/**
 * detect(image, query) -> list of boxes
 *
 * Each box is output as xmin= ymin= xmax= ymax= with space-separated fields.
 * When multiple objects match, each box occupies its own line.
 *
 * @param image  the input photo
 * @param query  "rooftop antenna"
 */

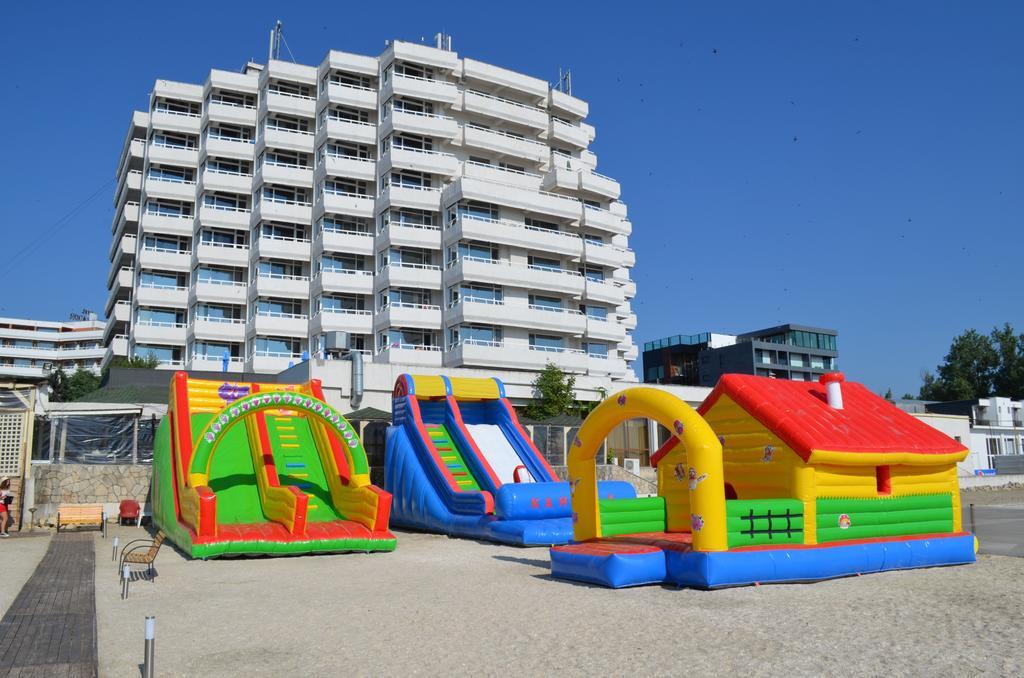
xmin=268 ymin=20 xmax=282 ymax=61
xmin=556 ymin=68 xmax=573 ymax=96
xmin=434 ymin=31 xmax=452 ymax=51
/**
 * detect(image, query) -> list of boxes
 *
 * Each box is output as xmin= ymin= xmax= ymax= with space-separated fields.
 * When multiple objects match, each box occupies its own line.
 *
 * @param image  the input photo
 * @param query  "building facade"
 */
xmin=642 ymin=324 xmax=838 ymax=386
xmin=0 ymin=315 xmax=105 ymax=380
xmin=903 ymin=397 xmax=1024 ymax=473
xmin=103 ymin=39 xmax=637 ymax=380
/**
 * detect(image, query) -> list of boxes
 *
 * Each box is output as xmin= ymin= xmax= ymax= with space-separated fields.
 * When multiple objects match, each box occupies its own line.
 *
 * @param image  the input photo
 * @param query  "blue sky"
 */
xmin=2 ymin=1 xmax=1021 ymax=396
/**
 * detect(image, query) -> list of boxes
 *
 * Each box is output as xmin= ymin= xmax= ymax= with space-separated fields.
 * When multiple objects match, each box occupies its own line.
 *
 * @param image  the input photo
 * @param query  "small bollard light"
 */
xmin=122 ymin=564 xmax=131 ymax=600
xmin=112 ymin=536 xmax=119 ymax=562
xmin=143 ymin=616 xmax=156 ymax=678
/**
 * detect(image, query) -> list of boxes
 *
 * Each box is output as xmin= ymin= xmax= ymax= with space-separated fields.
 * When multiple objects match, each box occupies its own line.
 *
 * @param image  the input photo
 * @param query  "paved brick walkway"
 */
xmin=0 ymin=533 xmax=97 ymax=677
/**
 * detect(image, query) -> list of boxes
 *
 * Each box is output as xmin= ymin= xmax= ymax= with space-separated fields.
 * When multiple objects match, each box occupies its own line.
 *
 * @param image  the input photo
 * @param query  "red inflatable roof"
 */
xmin=698 ymin=373 xmax=967 ymax=461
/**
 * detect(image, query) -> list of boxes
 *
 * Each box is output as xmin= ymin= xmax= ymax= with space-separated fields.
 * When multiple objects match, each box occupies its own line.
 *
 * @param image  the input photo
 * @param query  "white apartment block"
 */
xmin=0 ymin=316 xmax=105 ymax=380
xmin=103 ymin=39 xmax=638 ymax=379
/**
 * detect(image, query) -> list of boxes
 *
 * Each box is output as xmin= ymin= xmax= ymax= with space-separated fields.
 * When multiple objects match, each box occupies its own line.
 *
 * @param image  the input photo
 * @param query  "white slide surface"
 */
xmin=465 ymin=424 xmax=534 ymax=484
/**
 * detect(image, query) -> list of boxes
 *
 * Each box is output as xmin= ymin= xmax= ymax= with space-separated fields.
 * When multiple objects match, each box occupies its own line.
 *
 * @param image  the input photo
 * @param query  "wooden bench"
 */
xmin=56 ymin=503 xmax=106 ymax=535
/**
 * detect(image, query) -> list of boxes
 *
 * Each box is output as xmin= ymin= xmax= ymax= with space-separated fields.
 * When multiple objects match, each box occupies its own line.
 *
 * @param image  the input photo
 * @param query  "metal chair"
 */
xmin=119 ymin=531 xmax=166 ymax=580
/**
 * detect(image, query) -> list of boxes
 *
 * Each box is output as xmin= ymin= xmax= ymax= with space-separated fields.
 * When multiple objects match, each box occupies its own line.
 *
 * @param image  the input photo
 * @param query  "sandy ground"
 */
xmin=94 ymin=525 xmax=1024 ymax=677
xmin=0 ymin=533 xmax=50 ymax=617
xmin=962 ymin=486 xmax=1024 ymax=506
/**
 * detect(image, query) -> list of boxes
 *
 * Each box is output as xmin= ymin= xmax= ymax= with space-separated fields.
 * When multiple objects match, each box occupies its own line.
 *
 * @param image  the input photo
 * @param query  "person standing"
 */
xmin=0 ymin=477 xmax=12 ymax=537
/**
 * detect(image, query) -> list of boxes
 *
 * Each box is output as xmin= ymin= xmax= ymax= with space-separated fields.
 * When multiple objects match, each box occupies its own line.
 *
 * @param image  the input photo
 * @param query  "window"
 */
xmin=206 ymin=124 xmax=252 ymax=142
xmin=529 ymin=256 xmax=562 ymax=272
xmin=200 ymin=229 xmax=243 ymax=246
xmin=579 ymin=265 xmax=604 ymax=282
xmin=209 ymin=90 xmax=255 ymax=108
xmin=139 ymin=271 xmax=182 ymax=288
xmin=268 ymin=79 xmax=313 ymax=98
xmin=137 ymin=308 xmax=183 ymax=326
xmin=393 ymin=97 xmax=433 ymax=114
xmin=197 ymin=266 xmax=241 ymax=284
xmin=148 ymin=165 xmax=194 ymax=183
xmin=327 ymin=71 xmax=372 ymax=89
xmin=142 ymin=235 xmax=186 ymax=252
xmin=258 ymin=260 xmax=302 ymax=278
xmin=454 ymin=284 xmax=502 ymax=304
xmin=206 ymin=157 xmax=251 ymax=175
xmin=395 ymin=62 xmax=432 ymax=79
xmin=265 ymin=114 xmax=311 ymax=133
xmin=324 ymin=178 xmax=368 ymax=196
xmin=584 ymin=342 xmax=609 ymax=358
xmin=255 ymin=299 xmax=301 ymax=317
xmin=388 ymin=170 xmax=429 ymax=189
xmin=195 ymin=304 xmax=235 ymax=321
xmin=319 ymin=295 xmax=364 ymax=312
xmin=261 ymin=222 xmax=305 ymax=240
xmin=194 ymin=341 xmax=236 ymax=359
xmin=390 ymin=133 xmax=432 ymax=151
xmin=380 ymin=329 xmax=433 ymax=348
xmin=255 ymin=337 xmax=299 ymax=356
xmin=529 ymin=334 xmax=564 ymax=351
xmin=134 ymin=345 xmax=179 ymax=362
xmin=263 ymin=185 xmax=309 ymax=204
xmin=529 ymin=295 xmax=563 ymax=310
xmin=525 ymin=217 xmax=559 ymax=231
xmin=382 ymin=208 xmax=434 ymax=229
xmin=326 ymin=106 xmax=369 ymax=123
xmin=321 ymin=255 xmax=365 ymax=273
xmin=460 ymin=325 xmax=501 ymax=345
xmin=388 ymin=247 xmax=431 ymax=267
xmin=458 ymin=242 xmax=497 ymax=261
xmin=151 ymin=131 xmax=196 ymax=149
xmin=582 ymin=305 xmax=608 ymax=320
xmin=457 ymin=201 xmax=499 ymax=222
xmin=384 ymin=288 xmax=431 ymax=307
xmin=320 ymin=215 xmax=370 ymax=234
xmin=145 ymin=200 xmax=192 ymax=217
xmin=203 ymin=192 xmax=247 ymax=210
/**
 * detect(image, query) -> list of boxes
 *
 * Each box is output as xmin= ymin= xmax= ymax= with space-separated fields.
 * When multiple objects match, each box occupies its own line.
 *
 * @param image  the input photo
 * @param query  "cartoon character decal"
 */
xmin=616 ymin=394 xmax=627 ymax=406
xmin=717 ymin=435 xmax=726 ymax=446
xmin=673 ymin=463 xmax=687 ymax=482
xmin=217 ymin=383 xmax=250 ymax=403
xmin=838 ymin=514 xmax=852 ymax=530
xmin=673 ymin=419 xmax=685 ymax=435
xmin=569 ymin=477 xmax=581 ymax=496
xmin=763 ymin=445 xmax=775 ymax=463
xmin=572 ymin=436 xmax=582 ymax=448
xmin=690 ymin=514 xmax=704 ymax=532
xmin=687 ymin=467 xmax=708 ymax=490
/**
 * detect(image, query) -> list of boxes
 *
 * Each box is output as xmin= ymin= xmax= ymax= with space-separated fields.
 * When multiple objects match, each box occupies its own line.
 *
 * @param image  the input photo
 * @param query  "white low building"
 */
xmin=0 ymin=315 xmax=105 ymax=380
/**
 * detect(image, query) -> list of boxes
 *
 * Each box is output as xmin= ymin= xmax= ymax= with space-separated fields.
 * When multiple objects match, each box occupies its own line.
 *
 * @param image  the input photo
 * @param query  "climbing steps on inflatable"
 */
xmin=265 ymin=413 xmax=342 ymax=521
xmin=424 ymin=423 xmax=481 ymax=491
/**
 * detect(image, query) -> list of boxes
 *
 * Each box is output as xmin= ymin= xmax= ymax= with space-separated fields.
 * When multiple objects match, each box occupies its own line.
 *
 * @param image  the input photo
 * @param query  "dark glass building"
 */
xmin=642 ymin=323 xmax=838 ymax=386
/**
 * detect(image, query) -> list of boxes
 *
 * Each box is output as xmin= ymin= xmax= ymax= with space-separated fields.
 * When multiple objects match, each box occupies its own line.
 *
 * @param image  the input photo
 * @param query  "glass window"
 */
xmin=584 ymin=342 xmax=609 ymax=357
xmin=457 ymin=201 xmax=499 ymax=221
xmin=458 ymin=242 xmax=497 ymax=261
xmin=457 ymin=284 xmax=502 ymax=303
xmin=529 ymin=334 xmax=564 ymax=350
xmin=255 ymin=337 xmax=298 ymax=356
xmin=529 ymin=256 xmax=562 ymax=272
xmin=197 ymin=267 xmax=238 ymax=284
xmin=529 ymin=295 xmax=562 ymax=310
xmin=582 ymin=306 xmax=608 ymax=320
xmin=134 ymin=345 xmax=177 ymax=362
xmin=462 ymin=325 xmax=501 ymax=344
xmin=140 ymin=271 xmax=181 ymax=288
xmin=137 ymin=308 xmax=181 ymax=325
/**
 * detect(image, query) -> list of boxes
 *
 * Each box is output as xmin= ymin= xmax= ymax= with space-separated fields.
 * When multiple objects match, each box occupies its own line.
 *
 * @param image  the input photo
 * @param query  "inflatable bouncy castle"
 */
xmin=152 ymin=373 xmax=395 ymax=558
xmin=550 ymin=373 xmax=976 ymax=588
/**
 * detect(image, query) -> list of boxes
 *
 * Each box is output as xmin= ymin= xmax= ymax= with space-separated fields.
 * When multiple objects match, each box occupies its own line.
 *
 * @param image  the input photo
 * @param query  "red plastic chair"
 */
xmin=119 ymin=499 xmax=141 ymax=526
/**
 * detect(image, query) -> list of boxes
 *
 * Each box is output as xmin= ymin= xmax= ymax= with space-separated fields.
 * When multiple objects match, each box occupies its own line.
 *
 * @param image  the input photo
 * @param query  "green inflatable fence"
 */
xmin=598 ymin=496 xmax=666 ymax=537
xmin=816 ymin=493 xmax=953 ymax=543
xmin=726 ymin=498 xmax=804 ymax=547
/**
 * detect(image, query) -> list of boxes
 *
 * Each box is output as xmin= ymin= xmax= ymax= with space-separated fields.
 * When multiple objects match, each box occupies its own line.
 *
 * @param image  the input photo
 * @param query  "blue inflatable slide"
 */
xmin=384 ymin=374 xmax=635 ymax=545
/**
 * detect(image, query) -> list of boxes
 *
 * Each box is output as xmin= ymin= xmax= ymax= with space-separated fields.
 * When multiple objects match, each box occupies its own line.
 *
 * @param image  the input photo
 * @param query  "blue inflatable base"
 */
xmin=549 ymin=534 xmax=976 ymax=589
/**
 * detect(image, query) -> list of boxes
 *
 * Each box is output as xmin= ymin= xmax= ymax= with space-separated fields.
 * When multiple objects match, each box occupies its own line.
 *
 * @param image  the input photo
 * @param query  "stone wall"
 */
xmin=31 ymin=464 xmax=153 ymax=524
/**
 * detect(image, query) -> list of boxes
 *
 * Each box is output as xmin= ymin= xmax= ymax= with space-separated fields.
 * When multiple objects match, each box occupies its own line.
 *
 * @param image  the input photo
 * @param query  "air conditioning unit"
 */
xmin=623 ymin=458 xmax=641 ymax=475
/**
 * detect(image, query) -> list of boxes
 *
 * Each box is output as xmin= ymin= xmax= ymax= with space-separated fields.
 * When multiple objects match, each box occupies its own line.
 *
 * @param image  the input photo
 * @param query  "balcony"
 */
xmin=112 ymin=201 xmax=140 ymax=237
xmin=250 ymin=272 xmax=309 ymax=299
xmin=375 ymin=263 xmax=442 ymax=290
xmin=108 ymin=232 xmax=138 ymax=264
xmin=249 ymin=312 xmax=309 ymax=338
xmin=109 ymin=334 xmax=129 ymax=358
xmin=198 ymin=204 xmax=251 ymax=230
xmin=442 ymin=176 xmax=581 ymax=222
xmin=378 ymin=184 xmax=441 ymax=212
xmin=112 ymin=302 xmax=131 ymax=323
xmin=190 ymin=317 xmax=246 ymax=343
xmin=311 ymin=269 xmax=374 ymax=296
xmin=121 ymin=169 xmax=143 ymax=194
xmin=462 ymin=90 xmax=547 ymax=130
xmin=255 ymin=197 xmax=312 ymax=224
xmin=374 ymin=343 xmax=443 ymax=367
xmin=462 ymin=160 xmax=542 ymax=190
xmin=189 ymin=355 xmax=245 ymax=373
xmin=140 ymin=211 xmax=193 ymax=237
xmin=136 ymin=284 xmax=188 ymax=308
xmin=445 ymin=339 xmax=587 ymax=373
xmin=138 ymin=247 xmax=191 ymax=272
xmin=587 ymin=355 xmax=629 ymax=378
xmin=373 ymin=302 xmax=442 ymax=330
xmin=585 ymin=317 xmax=626 ymax=343
xmin=317 ymin=190 xmax=374 ymax=219
xmin=150 ymin=108 xmax=201 ymax=134
xmin=323 ymin=81 xmax=377 ymax=110
xmin=582 ymin=204 xmax=631 ymax=235
xmin=318 ymin=155 xmax=376 ymax=182
xmin=549 ymin=118 xmax=591 ymax=149
xmin=461 ymin=124 xmax=548 ymax=164
xmin=259 ymin=126 xmax=315 ymax=153
xmin=204 ymin=101 xmax=258 ymax=127
xmin=254 ymin=234 xmax=311 ymax=261
xmin=311 ymin=309 xmax=373 ymax=335
xmin=192 ymin=280 xmax=247 ymax=305
xmin=203 ymin=135 xmax=255 ymax=160
xmin=199 ymin=168 xmax=252 ymax=194
xmin=448 ymin=299 xmax=585 ymax=336
xmin=384 ymin=73 xmax=459 ymax=105
xmin=145 ymin=177 xmax=196 ymax=202
xmin=148 ymin=142 xmax=198 ymax=167
xmin=583 ymin=241 xmax=634 ymax=269
xmin=382 ymin=109 xmax=459 ymax=140
xmin=375 ymin=223 xmax=441 ymax=250
xmin=133 ymin=320 xmax=187 ymax=345
xmin=583 ymin=279 xmax=626 ymax=306
xmin=317 ymin=118 xmax=377 ymax=146
xmin=549 ymin=89 xmax=588 ymax=119
xmin=263 ymin=90 xmax=317 ymax=118
xmin=579 ymin=171 xmax=621 ymax=200
xmin=314 ymin=228 xmax=374 ymax=256
xmin=257 ymin=161 xmax=314 ymax=188
xmin=249 ymin=353 xmax=304 ymax=373
xmin=380 ymin=147 xmax=459 ymax=176
xmin=622 ymin=343 xmax=639 ymax=362
xmin=462 ymin=58 xmax=548 ymax=100
xmin=445 ymin=215 xmax=581 ymax=259
xmin=444 ymin=257 xmax=584 ymax=297
xmin=195 ymin=241 xmax=249 ymax=267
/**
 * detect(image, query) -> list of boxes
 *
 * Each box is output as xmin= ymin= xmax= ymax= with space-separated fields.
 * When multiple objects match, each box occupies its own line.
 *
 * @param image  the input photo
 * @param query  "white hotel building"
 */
xmin=103 ymin=39 xmax=638 ymax=381
xmin=0 ymin=316 xmax=105 ymax=380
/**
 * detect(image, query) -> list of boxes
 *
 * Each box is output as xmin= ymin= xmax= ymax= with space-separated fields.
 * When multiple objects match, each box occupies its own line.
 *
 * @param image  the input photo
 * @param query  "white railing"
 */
xmin=585 ymin=169 xmax=618 ymax=182
xmin=147 ymin=173 xmax=196 ymax=185
xmin=209 ymin=97 xmax=256 ymax=110
xmin=267 ymin=88 xmax=316 ymax=101
xmin=327 ymin=80 xmax=375 ymax=93
xmin=393 ymin=107 xmax=451 ymax=120
xmin=394 ymin=72 xmax=449 ymax=85
xmin=324 ymin=151 xmax=374 ymax=163
xmin=381 ymin=182 xmax=440 ymax=194
xmin=250 ymin=351 xmax=303 ymax=359
xmin=319 ymin=224 xmax=372 ymax=237
xmin=202 ymin=202 xmax=250 ymax=213
xmin=464 ymin=159 xmax=542 ymax=179
xmin=141 ymin=246 xmax=192 ymax=255
xmin=259 ymin=233 xmax=311 ymax=244
xmin=204 ymin=166 xmax=253 ymax=178
xmin=446 ymin=255 xmax=583 ymax=278
xmin=449 ymin=338 xmax=585 ymax=356
xmin=323 ymin=187 xmax=372 ymax=199
xmin=457 ymin=174 xmax=583 ymax=207
xmin=261 ymin=194 xmax=312 ymax=207
xmin=193 ymin=316 xmax=245 ymax=324
xmin=254 ymin=310 xmax=308 ymax=320
xmin=552 ymin=118 xmax=585 ymax=133
xmin=151 ymin=140 xmax=197 ymax=151
xmin=264 ymin=123 xmax=314 ymax=136
xmin=139 ymin=282 xmax=187 ymax=291
xmin=254 ymin=271 xmax=309 ymax=282
xmin=144 ymin=208 xmax=193 ymax=219
xmin=378 ymin=262 xmax=441 ymax=273
xmin=381 ymin=220 xmax=440 ymax=232
xmin=206 ymin=132 xmax=255 ymax=144
xmin=316 ymin=308 xmax=372 ymax=316
xmin=465 ymin=89 xmax=543 ymax=113
xmin=464 ymin=123 xmax=546 ymax=148
xmin=380 ymin=301 xmax=441 ymax=312
xmin=386 ymin=145 xmax=454 ymax=159
xmin=199 ymin=239 xmax=247 ymax=249
xmin=449 ymin=296 xmax=504 ymax=308
xmin=264 ymin=159 xmax=312 ymax=170
xmin=153 ymin=106 xmax=201 ymax=118
xmin=135 ymin=320 xmax=186 ymax=329
xmin=318 ymin=267 xmax=373 ymax=276
xmin=528 ymin=304 xmax=583 ymax=315
xmin=377 ymin=342 xmax=441 ymax=353
xmin=192 ymin=354 xmax=246 ymax=363
xmin=325 ymin=115 xmax=375 ymax=127
xmin=197 ymin=278 xmax=245 ymax=287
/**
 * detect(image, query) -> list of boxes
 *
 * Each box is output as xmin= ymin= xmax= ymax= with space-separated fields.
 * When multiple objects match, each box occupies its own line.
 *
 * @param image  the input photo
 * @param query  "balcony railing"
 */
xmin=378 ymin=262 xmax=441 ymax=274
xmin=253 ymin=271 xmax=309 ymax=282
xmin=317 ymin=268 xmax=373 ymax=277
xmin=141 ymin=246 xmax=192 ymax=255
xmin=254 ymin=310 xmax=309 ymax=320
xmin=199 ymin=240 xmax=247 ymax=249
xmin=376 ymin=343 xmax=441 ymax=353
xmin=465 ymin=89 xmax=543 ymax=113
xmin=380 ymin=301 xmax=441 ymax=312
xmin=464 ymin=123 xmax=546 ymax=149
xmin=192 ymin=316 xmax=245 ymax=324
xmin=267 ymin=88 xmax=316 ymax=101
xmin=315 ymin=308 xmax=372 ymax=317
xmin=135 ymin=320 xmax=186 ymax=328
xmin=202 ymin=202 xmax=251 ymax=213
xmin=153 ymin=106 xmax=201 ymax=118
xmin=206 ymin=132 xmax=254 ymax=144
xmin=209 ymin=97 xmax=257 ymax=110
xmin=197 ymin=278 xmax=246 ymax=287
xmin=464 ymin=159 xmax=542 ymax=179
xmin=264 ymin=123 xmax=314 ymax=137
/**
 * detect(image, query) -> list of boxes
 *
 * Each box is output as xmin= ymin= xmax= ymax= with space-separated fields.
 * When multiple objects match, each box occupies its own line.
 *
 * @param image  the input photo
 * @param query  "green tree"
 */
xmin=883 ymin=387 xmax=894 ymax=401
xmin=524 ymin=363 xmax=577 ymax=420
xmin=990 ymin=323 xmax=1024 ymax=399
xmin=47 ymin=367 xmax=70 ymax=402
xmin=919 ymin=329 xmax=999 ymax=400
xmin=110 ymin=354 xmax=160 ymax=369
xmin=66 ymin=369 xmax=101 ymax=401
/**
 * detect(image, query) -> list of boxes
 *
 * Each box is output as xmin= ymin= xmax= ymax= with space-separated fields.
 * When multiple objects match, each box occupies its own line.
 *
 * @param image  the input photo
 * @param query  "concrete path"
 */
xmin=964 ymin=504 xmax=1024 ymax=557
xmin=0 ymin=532 xmax=98 ymax=677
